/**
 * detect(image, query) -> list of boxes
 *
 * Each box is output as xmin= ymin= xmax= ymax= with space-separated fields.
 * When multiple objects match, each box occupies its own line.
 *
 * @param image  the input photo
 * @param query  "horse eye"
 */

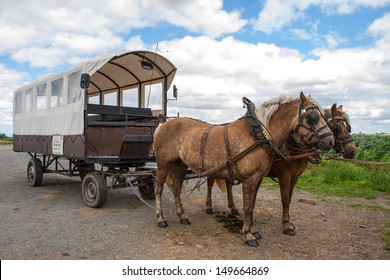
xmin=307 ymin=111 xmax=319 ymax=125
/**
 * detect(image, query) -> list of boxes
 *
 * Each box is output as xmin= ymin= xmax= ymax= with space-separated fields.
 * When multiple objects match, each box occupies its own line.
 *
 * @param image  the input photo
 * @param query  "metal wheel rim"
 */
xmin=85 ymin=180 xmax=97 ymax=202
xmin=141 ymin=184 xmax=153 ymax=194
xmin=28 ymin=165 xmax=35 ymax=183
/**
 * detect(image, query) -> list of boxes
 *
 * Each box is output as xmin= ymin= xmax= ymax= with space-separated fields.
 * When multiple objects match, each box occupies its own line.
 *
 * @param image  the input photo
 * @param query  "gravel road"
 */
xmin=0 ymin=145 xmax=389 ymax=260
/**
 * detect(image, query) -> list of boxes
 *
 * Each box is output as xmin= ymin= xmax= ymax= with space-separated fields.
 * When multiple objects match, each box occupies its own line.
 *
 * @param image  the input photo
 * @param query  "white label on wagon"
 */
xmin=52 ymin=135 xmax=64 ymax=155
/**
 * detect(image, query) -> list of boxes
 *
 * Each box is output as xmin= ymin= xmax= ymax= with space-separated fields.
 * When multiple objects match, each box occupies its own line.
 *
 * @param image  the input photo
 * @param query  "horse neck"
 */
xmin=267 ymin=102 xmax=299 ymax=147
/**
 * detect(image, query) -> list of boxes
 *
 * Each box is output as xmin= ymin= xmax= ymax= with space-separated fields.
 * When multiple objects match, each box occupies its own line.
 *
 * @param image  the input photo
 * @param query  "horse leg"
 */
xmin=170 ymin=162 xmax=191 ymax=225
xmin=279 ymin=173 xmax=295 ymax=235
xmin=226 ymin=181 xmax=240 ymax=216
xmin=241 ymin=178 xmax=262 ymax=247
xmin=155 ymin=166 xmax=170 ymax=228
xmin=205 ymin=177 xmax=215 ymax=214
xmin=286 ymin=176 xmax=299 ymax=235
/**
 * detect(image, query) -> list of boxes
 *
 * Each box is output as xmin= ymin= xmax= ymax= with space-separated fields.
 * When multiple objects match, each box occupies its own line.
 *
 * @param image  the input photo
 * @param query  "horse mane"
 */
xmin=255 ymin=94 xmax=322 ymax=129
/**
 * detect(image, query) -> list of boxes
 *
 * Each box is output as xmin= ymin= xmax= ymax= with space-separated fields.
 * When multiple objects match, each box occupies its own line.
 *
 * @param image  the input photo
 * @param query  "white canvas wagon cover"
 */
xmin=13 ymin=50 xmax=177 ymax=136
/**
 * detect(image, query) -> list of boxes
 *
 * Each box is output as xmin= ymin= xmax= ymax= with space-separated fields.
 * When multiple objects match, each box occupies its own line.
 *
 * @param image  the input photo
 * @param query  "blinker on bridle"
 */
xmin=294 ymin=102 xmax=333 ymax=146
xmin=325 ymin=111 xmax=354 ymax=154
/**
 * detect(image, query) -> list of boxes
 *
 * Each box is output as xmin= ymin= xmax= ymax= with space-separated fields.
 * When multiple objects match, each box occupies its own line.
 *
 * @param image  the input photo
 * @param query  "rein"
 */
xmin=199 ymin=138 xmax=264 ymax=178
xmin=198 ymin=96 xmax=323 ymax=179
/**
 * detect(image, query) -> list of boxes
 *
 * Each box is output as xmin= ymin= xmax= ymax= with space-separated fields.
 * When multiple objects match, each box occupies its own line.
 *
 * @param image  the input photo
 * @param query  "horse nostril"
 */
xmin=351 ymin=150 xmax=356 ymax=157
xmin=328 ymin=140 xmax=334 ymax=148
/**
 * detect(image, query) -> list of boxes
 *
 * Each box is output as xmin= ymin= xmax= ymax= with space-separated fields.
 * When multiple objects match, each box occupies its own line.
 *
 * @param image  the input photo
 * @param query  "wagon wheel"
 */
xmin=27 ymin=158 xmax=43 ymax=187
xmin=81 ymin=172 xmax=108 ymax=208
xmin=137 ymin=177 xmax=155 ymax=199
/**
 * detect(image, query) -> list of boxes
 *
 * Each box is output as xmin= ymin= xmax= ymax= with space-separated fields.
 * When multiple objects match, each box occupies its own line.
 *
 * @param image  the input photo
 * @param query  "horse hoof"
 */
xmin=253 ymin=231 xmax=262 ymax=240
xmin=231 ymin=209 xmax=240 ymax=216
xmin=206 ymin=209 xmax=214 ymax=215
xmin=157 ymin=221 xmax=168 ymax=228
xmin=283 ymin=228 xmax=296 ymax=236
xmin=245 ymin=239 xmax=259 ymax=247
xmin=180 ymin=219 xmax=191 ymax=225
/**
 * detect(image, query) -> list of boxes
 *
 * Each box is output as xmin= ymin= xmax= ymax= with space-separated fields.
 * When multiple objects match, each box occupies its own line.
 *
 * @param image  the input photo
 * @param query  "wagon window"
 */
xmin=145 ymin=83 xmax=162 ymax=110
xmin=14 ymin=91 xmax=22 ymax=114
xmin=68 ymin=71 xmax=82 ymax=104
xmin=88 ymin=94 xmax=100 ymax=104
xmin=25 ymin=88 xmax=33 ymax=112
xmin=122 ymin=87 xmax=138 ymax=107
xmin=36 ymin=83 xmax=47 ymax=110
xmin=103 ymin=91 xmax=117 ymax=106
xmin=51 ymin=78 xmax=64 ymax=107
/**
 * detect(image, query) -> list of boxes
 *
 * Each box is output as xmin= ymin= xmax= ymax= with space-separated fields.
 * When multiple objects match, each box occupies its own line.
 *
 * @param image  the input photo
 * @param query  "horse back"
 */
xmin=153 ymin=117 xmax=270 ymax=178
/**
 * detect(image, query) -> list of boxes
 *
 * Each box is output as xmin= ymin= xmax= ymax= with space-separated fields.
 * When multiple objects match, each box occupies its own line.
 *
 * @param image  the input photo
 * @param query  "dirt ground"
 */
xmin=0 ymin=145 xmax=389 ymax=260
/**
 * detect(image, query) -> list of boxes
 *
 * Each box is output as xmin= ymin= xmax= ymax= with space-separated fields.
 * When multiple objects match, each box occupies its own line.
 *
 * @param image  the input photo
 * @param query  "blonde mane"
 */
xmin=255 ymin=94 xmax=322 ymax=130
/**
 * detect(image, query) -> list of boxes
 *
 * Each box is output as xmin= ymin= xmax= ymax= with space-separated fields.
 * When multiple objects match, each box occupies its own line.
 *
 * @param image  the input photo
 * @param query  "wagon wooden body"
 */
xmin=13 ymin=50 xmax=177 ymax=207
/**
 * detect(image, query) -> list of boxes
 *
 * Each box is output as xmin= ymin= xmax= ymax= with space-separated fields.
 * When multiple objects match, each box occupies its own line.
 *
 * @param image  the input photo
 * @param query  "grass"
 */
xmin=297 ymin=160 xmax=390 ymax=199
xmin=0 ymin=140 xmax=13 ymax=145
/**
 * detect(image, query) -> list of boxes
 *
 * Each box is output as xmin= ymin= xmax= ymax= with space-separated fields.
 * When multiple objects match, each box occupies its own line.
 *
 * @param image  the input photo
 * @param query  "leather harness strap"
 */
xmin=199 ymin=124 xmax=216 ymax=170
xmin=199 ymin=124 xmax=236 ymax=184
xmin=224 ymin=125 xmax=235 ymax=185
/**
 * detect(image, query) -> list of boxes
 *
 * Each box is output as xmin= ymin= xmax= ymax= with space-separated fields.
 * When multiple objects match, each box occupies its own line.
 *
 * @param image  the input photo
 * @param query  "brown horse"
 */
xmin=153 ymin=92 xmax=335 ymax=247
xmin=205 ymin=103 xmax=356 ymax=236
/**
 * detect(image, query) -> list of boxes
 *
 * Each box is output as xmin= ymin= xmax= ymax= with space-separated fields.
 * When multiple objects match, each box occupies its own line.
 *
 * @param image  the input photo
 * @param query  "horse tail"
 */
xmin=215 ymin=179 xmax=227 ymax=193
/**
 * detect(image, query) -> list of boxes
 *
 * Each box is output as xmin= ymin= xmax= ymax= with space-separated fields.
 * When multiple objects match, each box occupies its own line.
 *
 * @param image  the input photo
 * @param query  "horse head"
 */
xmin=293 ymin=92 xmax=335 ymax=150
xmin=327 ymin=103 xmax=356 ymax=159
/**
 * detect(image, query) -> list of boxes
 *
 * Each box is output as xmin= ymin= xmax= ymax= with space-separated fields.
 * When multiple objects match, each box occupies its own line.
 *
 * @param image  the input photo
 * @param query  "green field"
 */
xmin=0 ymin=133 xmax=12 ymax=145
xmin=297 ymin=133 xmax=390 ymax=199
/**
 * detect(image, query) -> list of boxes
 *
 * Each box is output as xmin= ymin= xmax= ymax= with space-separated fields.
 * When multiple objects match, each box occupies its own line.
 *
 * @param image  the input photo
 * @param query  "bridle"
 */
xmin=325 ymin=110 xmax=354 ymax=155
xmin=294 ymin=102 xmax=333 ymax=149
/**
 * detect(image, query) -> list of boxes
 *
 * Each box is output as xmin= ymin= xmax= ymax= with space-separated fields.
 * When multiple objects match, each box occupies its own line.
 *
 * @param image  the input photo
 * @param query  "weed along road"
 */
xmin=0 ymin=145 xmax=389 ymax=259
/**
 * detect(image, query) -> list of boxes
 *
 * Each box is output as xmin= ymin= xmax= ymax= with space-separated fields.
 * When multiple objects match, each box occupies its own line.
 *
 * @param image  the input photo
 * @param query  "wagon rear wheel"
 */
xmin=27 ymin=158 xmax=43 ymax=187
xmin=81 ymin=172 xmax=108 ymax=208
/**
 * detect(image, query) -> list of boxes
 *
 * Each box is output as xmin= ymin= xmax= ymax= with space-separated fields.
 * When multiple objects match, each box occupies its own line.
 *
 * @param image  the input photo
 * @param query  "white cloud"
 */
xmin=253 ymin=0 xmax=390 ymax=33
xmin=0 ymin=64 xmax=30 ymax=129
xmin=0 ymin=0 xmax=247 ymax=69
xmin=157 ymin=31 xmax=389 ymax=131
xmin=0 ymin=1 xmax=389 ymax=134
xmin=11 ymin=48 xmax=66 ymax=68
xmin=324 ymin=32 xmax=347 ymax=49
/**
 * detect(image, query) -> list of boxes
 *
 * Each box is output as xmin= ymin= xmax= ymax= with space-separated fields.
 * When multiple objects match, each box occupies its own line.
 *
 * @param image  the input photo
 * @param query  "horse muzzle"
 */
xmin=320 ymin=135 xmax=335 ymax=150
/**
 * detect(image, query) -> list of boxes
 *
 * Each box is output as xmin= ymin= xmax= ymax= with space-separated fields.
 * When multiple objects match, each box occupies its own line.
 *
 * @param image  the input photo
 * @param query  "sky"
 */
xmin=1 ymin=0 xmax=390 ymax=136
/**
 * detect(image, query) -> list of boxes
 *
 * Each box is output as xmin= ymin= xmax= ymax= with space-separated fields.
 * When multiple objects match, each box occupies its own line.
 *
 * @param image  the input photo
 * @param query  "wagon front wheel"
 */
xmin=27 ymin=158 xmax=43 ymax=187
xmin=81 ymin=172 xmax=108 ymax=208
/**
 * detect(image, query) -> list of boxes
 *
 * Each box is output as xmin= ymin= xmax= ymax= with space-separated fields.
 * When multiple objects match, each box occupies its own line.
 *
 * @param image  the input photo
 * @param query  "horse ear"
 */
xmin=331 ymin=103 xmax=337 ymax=116
xmin=299 ymin=91 xmax=306 ymax=102
xmin=338 ymin=105 xmax=343 ymax=110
